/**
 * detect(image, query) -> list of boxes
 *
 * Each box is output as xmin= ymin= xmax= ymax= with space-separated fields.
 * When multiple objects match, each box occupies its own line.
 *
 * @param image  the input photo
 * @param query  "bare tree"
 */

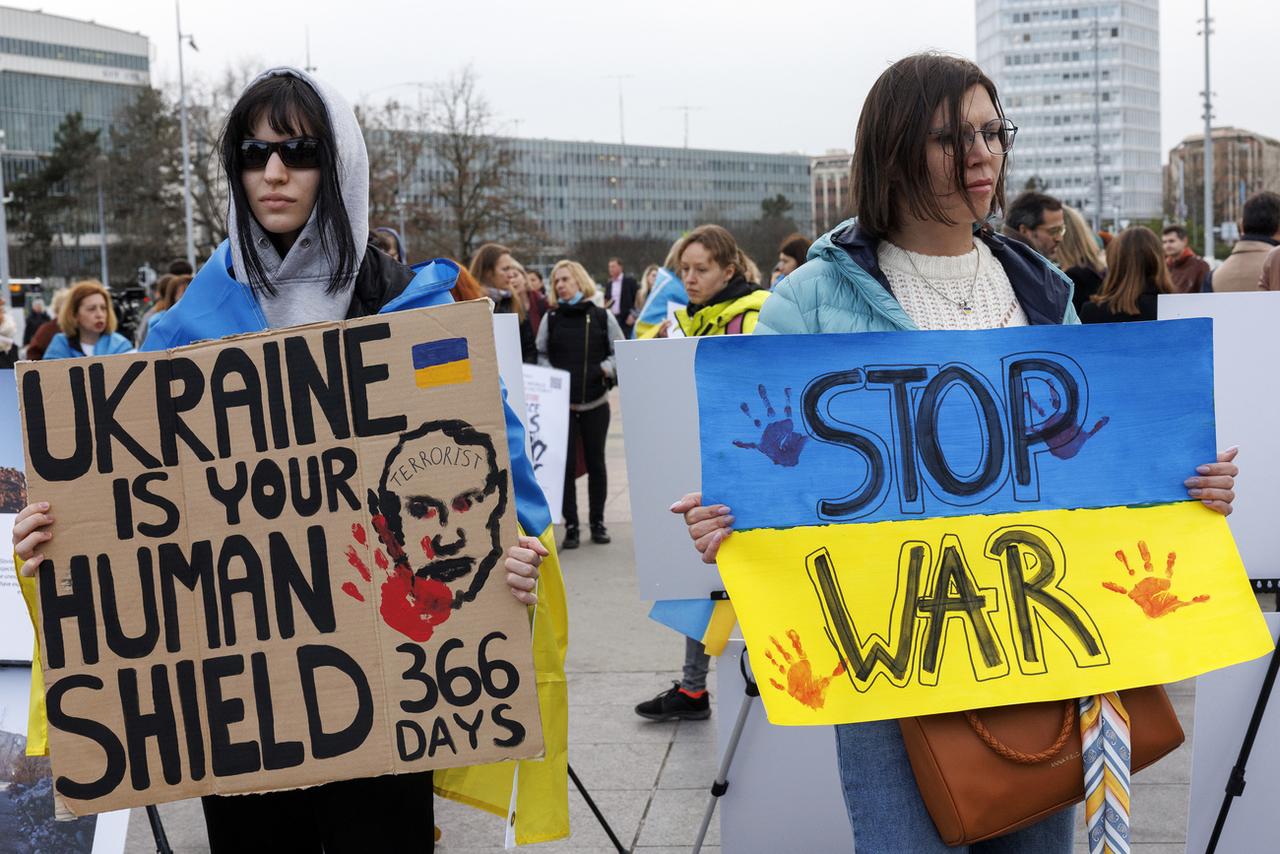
xmin=422 ymin=68 xmax=543 ymax=263
xmin=173 ymin=63 xmax=262 ymax=254
xmin=358 ymin=98 xmax=437 ymax=261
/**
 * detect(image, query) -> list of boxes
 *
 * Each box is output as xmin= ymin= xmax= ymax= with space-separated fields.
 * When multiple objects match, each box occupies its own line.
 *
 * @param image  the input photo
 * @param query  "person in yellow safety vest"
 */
xmin=637 ymin=224 xmax=768 ymax=721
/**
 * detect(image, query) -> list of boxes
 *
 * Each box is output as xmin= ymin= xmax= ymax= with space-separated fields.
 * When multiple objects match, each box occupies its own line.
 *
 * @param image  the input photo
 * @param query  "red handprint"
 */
xmin=764 ymin=629 xmax=846 ymax=710
xmin=345 ymin=519 xmax=454 ymax=642
xmin=1102 ymin=540 xmax=1209 ymax=619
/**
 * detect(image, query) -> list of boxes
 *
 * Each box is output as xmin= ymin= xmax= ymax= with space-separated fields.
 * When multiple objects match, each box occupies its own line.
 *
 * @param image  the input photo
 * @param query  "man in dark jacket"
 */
xmin=603 ymin=257 xmax=639 ymax=337
xmin=23 ymin=299 xmax=50 ymax=346
xmin=1162 ymin=224 xmax=1210 ymax=293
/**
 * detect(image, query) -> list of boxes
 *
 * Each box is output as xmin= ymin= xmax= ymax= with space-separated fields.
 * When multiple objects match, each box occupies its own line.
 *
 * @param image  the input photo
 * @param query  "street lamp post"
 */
xmin=1200 ymin=0 xmax=1215 ymax=259
xmin=0 ymin=130 xmax=10 ymax=298
xmin=176 ymin=0 xmax=197 ymax=268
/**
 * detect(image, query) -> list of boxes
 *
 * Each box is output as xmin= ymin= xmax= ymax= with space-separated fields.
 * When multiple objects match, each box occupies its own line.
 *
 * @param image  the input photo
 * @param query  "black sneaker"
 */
xmin=635 ymin=682 xmax=711 ymax=721
xmin=562 ymin=526 xmax=580 ymax=550
xmin=590 ymin=524 xmax=611 ymax=544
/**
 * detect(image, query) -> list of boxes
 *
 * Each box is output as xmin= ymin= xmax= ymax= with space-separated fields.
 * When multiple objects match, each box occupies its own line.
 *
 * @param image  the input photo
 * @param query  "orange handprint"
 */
xmin=764 ymin=629 xmax=846 ymax=710
xmin=1102 ymin=540 xmax=1209 ymax=619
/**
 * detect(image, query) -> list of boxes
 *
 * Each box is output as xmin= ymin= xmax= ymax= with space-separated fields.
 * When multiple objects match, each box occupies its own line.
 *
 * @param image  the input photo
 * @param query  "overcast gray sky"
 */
xmin=23 ymin=0 xmax=1276 ymax=157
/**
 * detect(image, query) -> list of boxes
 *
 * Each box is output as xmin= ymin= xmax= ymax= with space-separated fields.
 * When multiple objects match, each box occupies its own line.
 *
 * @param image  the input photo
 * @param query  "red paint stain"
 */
xmin=1165 ymin=551 xmax=1177 ymax=577
xmin=379 ymin=566 xmax=453 ymax=642
xmin=1138 ymin=540 xmax=1153 ymax=572
xmin=344 ymin=513 xmax=457 ymax=642
xmin=371 ymin=514 xmax=408 ymax=566
xmin=420 ymin=535 xmax=436 ymax=560
xmin=345 ymin=546 xmax=372 ymax=582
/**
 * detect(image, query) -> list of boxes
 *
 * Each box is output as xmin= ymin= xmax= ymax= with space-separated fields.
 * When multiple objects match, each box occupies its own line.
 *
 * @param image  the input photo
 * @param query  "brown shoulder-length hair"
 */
xmin=469 ymin=243 xmax=511 ymax=288
xmin=1091 ymin=226 xmax=1172 ymax=316
xmin=674 ymin=225 xmax=759 ymax=284
xmin=852 ymin=52 xmax=1009 ymax=238
xmin=59 ymin=280 xmax=118 ymax=336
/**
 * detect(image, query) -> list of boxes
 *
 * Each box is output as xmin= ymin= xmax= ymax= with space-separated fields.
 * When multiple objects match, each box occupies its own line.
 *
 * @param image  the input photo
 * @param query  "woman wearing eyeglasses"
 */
xmin=672 ymin=52 xmax=1237 ymax=853
xmin=12 ymin=68 xmax=556 ymax=854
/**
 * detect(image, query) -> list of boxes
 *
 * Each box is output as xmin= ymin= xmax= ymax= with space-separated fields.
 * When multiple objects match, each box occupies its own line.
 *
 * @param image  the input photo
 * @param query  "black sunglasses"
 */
xmin=238 ymin=137 xmax=322 ymax=170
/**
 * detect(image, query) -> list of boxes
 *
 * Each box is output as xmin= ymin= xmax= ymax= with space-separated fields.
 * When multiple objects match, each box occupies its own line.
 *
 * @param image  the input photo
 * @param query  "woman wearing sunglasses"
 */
xmin=673 ymin=52 xmax=1237 ymax=853
xmin=11 ymin=68 xmax=557 ymax=853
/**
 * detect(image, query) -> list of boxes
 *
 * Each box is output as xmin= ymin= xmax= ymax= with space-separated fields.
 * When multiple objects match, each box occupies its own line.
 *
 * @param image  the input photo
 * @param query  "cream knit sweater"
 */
xmin=878 ymin=239 xmax=1029 ymax=331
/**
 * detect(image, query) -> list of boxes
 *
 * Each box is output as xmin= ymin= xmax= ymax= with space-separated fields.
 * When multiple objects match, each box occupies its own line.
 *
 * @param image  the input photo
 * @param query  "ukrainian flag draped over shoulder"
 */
xmin=632 ymin=267 xmax=688 ymax=339
xmin=20 ymin=241 xmax=570 ymax=843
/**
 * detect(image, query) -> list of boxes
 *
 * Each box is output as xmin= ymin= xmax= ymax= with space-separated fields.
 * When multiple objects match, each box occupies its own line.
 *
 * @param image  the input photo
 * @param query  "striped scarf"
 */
xmin=1080 ymin=693 xmax=1132 ymax=854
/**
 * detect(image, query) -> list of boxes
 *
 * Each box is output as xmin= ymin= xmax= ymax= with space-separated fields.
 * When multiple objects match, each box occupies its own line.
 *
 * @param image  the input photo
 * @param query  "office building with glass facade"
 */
xmin=976 ymin=0 xmax=1161 ymax=224
xmin=401 ymin=136 xmax=812 ymax=253
xmin=0 ymin=5 xmax=150 ymax=182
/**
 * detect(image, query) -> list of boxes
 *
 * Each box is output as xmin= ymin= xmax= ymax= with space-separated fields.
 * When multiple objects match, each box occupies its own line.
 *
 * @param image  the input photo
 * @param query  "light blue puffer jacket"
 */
xmin=756 ymin=218 xmax=1080 ymax=336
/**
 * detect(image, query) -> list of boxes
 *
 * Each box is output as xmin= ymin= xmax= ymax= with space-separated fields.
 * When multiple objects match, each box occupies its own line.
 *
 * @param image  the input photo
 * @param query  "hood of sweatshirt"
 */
xmin=227 ymin=66 xmax=369 ymax=328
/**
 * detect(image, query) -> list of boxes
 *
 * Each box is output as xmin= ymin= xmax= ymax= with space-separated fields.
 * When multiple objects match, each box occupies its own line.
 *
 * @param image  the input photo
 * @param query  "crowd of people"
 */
xmin=4 ymin=48 xmax=1259 ymax=854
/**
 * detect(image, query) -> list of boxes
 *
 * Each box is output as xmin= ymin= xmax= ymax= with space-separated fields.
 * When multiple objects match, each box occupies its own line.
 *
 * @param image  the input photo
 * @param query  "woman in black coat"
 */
xmin=536 ymin=260 xmax=625 ymax=549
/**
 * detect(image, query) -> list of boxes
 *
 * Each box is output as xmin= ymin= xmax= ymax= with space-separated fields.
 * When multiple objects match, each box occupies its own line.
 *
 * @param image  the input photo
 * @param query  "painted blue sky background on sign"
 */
xmin=695 ymin=319 xmax=1216 ymax=531
xmin=0 ymin=371 xmax=20 ymax=470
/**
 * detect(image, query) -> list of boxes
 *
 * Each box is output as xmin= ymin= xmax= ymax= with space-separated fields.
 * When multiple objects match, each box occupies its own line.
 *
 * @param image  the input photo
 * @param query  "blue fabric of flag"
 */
xmin=634 ymin=267 xmax=688 ymax=329
xmin=412 ymin=337 xmax=469 ymax=369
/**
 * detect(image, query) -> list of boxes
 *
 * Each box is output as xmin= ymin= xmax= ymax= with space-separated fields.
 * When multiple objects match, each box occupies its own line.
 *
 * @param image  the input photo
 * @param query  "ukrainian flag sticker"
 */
xmin=412 ymin=337 xmax=472 ymax=389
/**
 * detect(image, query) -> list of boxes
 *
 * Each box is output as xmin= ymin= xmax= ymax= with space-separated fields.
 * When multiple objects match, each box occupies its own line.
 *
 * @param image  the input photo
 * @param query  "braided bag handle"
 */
xmin=963 ymin=701 xmax=1076 ymax=765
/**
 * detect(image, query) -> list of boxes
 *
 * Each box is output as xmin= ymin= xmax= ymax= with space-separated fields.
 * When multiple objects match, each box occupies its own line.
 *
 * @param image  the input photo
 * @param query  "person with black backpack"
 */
xmin=536 ymin=259 xmax=625 ymax=549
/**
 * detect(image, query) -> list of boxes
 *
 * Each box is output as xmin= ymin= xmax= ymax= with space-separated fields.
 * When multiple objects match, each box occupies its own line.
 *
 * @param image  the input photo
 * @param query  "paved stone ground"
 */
xmin=123 ymin=391 xmax=1265 ymax=852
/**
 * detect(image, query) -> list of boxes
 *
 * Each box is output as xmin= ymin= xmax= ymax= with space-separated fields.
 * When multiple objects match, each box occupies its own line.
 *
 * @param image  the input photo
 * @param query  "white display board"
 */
xmin=1159 ymin=292 xmax=1280 ymax=580
xmin=521 ymin=365 xmax=570 ymax=524
xmin=0 ymin=370 xmax=32 ymax=664
xmin=615 ymin=338 xmax=724 ymax=599
xmin=0 ymin=666 xmax=130 ymax=852
xmin=492 ymin=314 xmax=529 ymax=440
xmin=717 ymin=639 xmax=855 ymax=853
xmin=1186 ymin=612 xmax=1279 ymax=852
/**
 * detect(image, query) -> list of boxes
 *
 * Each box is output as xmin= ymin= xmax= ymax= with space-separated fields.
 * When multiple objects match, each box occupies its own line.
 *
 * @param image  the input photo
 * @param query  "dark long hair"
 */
xmin=852 ymin=52 xmax=1009 ymax=238
xmin=220 ymin=74 xmax=357 ymax=296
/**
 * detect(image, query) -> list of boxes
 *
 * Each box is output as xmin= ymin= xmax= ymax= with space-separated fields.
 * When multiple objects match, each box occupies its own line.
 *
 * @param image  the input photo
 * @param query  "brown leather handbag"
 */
xmin=898 ymin=686 xmax=1185 ymax=846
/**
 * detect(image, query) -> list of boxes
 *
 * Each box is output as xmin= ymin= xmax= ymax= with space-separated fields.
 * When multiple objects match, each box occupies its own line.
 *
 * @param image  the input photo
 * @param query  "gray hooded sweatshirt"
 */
xmin=228 ymin=67 xmax=369 ymax=329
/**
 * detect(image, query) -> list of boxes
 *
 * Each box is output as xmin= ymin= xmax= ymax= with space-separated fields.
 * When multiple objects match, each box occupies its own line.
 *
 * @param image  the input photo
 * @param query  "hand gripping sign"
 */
xmin=18 ymin=301 xmax=541 ymax=814
xmin=695 ymin=319 xmax=1272 ymax=725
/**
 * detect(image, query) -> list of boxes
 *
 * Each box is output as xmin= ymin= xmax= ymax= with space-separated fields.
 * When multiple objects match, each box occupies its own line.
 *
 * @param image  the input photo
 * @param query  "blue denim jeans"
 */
xmin=682 ymin=636 xmax=711 ymax=692
xmin=835 ymin=719 xmax=1075 ymax=854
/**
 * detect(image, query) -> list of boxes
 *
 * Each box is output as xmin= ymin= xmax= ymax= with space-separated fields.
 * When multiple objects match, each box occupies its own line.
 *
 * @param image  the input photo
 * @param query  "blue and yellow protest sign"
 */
xmin=696 ymin=320 xmax=1272 ymax=725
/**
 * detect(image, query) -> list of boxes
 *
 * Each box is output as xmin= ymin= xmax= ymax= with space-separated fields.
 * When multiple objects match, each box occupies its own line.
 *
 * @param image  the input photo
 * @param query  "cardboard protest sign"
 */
xmin=17 ymin=300 xmax=541 ymax=814
xmin=696 ymin=320 xmax=1272 ymax=726
xmin=520 ymin=365 xmax=570 ymax=524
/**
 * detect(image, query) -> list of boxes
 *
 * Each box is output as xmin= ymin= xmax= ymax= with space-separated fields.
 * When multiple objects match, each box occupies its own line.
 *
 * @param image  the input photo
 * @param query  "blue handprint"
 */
xmin=733 ymin=385 xmax=808 ymax=467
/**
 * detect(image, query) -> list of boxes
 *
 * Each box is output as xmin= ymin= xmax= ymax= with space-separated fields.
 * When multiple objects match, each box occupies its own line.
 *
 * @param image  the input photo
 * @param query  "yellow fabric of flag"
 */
xmin=434 ymin=523 xmax=570 ymax=844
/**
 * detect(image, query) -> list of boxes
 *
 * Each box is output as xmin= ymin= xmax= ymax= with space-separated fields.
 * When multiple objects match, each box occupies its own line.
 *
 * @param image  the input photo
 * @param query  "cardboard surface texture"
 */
xmin=17 ymin=301 xmax=541 ymax=815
